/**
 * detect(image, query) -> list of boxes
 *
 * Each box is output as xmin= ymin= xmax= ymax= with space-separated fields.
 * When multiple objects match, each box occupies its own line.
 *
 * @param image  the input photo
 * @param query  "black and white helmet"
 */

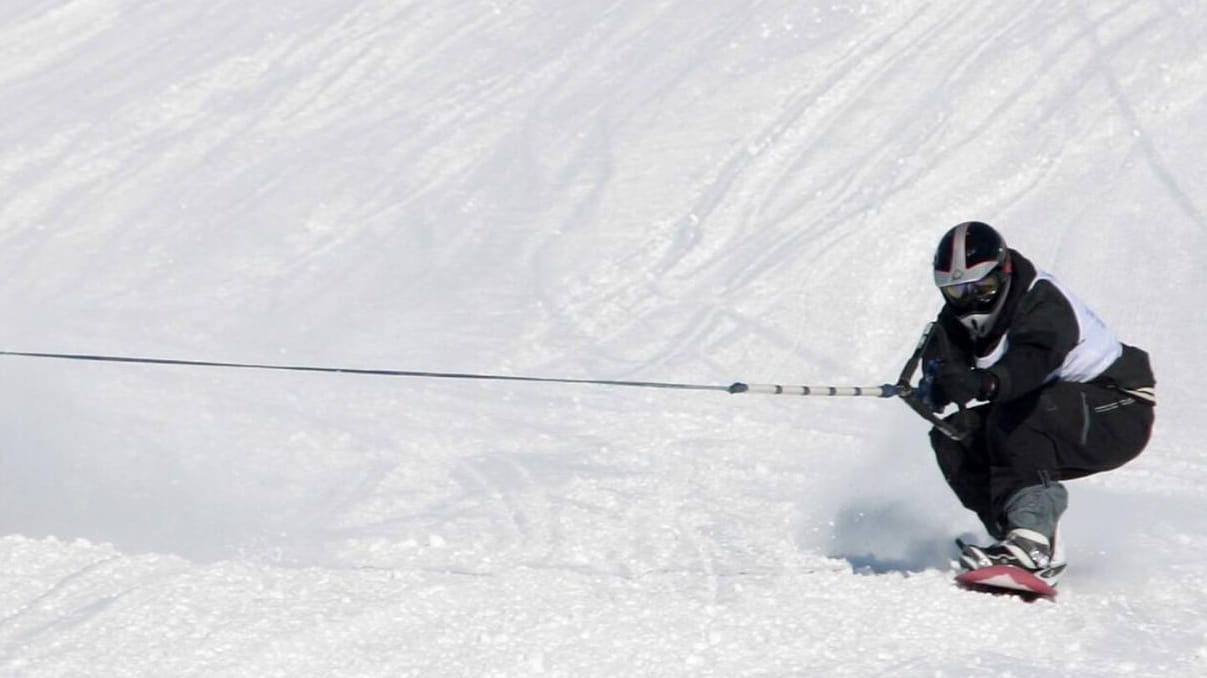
xmin=933 ymin=221 xmax=1013 ymax=338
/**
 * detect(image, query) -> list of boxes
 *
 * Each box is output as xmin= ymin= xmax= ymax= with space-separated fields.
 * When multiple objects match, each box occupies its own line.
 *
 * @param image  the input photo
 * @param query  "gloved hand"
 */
xmin=918 ymin=359 xmax=947 ymax=412
xmin=932 ymin=363 xmax=997 ymax=406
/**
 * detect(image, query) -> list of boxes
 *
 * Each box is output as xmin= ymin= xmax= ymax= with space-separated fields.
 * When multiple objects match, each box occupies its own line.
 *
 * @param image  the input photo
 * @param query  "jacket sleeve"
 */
xmin=923 ymin=311 xmax=973 ymax=364
xmin=986 ymin=280 xmax=1079 ymax=401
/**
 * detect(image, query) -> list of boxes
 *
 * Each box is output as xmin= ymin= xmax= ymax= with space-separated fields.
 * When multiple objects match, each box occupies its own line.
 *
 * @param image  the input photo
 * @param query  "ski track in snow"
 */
xmin=1 ymin=1 xmax=1206 ymax=676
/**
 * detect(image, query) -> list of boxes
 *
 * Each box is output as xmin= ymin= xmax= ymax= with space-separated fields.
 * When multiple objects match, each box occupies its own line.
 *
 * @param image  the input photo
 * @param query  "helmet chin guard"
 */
xmin=955 ymin=273 xmax=1011 ymax=338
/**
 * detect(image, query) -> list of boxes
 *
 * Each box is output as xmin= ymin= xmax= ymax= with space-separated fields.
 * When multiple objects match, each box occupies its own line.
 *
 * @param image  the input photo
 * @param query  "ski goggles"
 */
xmin=940 ymin=274 xmax=1002 ymax=309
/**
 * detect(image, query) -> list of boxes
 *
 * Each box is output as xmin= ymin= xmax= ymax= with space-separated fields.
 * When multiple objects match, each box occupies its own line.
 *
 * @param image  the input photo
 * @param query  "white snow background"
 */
xmin=1 ymin=1 xmax=1205 ymax=676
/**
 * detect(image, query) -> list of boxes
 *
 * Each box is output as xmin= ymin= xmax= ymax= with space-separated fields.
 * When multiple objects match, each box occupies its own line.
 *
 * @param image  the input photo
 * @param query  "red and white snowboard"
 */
xmin=955 ymin=565 xmax=1058 ymax=600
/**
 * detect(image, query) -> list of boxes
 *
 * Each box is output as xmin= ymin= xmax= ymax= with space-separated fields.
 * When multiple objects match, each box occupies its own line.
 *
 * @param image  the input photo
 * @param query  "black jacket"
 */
xmin=927 ymin=250 xmax=1155 ymax=403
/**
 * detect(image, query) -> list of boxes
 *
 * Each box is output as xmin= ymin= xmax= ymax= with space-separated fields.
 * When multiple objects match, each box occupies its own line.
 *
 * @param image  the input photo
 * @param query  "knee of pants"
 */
xmin=1000 ymin=434 xmax=1060 ymax=478
xmin=930 ymin=427 xmax=968 ymax=480
xmin=931 ymin=428 xmax=992 ymax=502
xmin=985 ymin=407 xmax=1062 ymax=477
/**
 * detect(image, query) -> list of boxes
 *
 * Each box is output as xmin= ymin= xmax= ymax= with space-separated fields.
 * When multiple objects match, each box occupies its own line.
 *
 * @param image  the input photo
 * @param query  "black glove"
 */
xmin=933 ymin=363 xmax=997 ymax=406
xmin=918 ymin=359 xmax=948 ymax=412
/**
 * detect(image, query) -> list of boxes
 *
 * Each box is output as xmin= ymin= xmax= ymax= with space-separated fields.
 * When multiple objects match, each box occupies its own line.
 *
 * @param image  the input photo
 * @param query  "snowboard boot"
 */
xmin=958 ymin=528 xmax=1067 ymax=587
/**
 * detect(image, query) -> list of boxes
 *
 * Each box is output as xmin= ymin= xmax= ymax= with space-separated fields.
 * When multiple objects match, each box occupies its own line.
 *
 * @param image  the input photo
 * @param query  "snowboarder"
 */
xmin=923 ymin=221 xmax=1154 ymax=588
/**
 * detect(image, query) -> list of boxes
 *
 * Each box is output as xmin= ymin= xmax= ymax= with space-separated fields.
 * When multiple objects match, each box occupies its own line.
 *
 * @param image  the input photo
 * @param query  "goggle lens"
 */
xmin=941 ymin=275 xmax=1000 ymax=306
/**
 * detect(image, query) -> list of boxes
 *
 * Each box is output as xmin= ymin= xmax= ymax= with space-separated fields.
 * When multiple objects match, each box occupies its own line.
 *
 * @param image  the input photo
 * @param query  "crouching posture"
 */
xmin=924 ymin=222 xmax=1154 ymax=587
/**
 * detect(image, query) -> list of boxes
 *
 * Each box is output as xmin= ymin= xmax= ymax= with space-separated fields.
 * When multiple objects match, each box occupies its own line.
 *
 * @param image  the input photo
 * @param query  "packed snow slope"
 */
xmin=1 ymin=1 xmax=1205 ymax=676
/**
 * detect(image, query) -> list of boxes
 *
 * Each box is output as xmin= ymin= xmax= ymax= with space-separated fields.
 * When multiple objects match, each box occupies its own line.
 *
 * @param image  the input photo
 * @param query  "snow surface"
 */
xmin=1 ymin=1 xmax=1205 ymax=676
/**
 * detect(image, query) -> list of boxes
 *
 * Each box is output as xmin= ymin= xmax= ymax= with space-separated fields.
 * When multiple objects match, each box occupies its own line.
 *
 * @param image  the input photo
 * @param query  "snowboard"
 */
xmin=955 ymin=565 xmax=1058 ymax=600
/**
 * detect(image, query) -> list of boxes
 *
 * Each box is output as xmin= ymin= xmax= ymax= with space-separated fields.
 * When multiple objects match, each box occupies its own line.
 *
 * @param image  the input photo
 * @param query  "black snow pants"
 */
xmin=930 ymin=381 xmax=1154 ymax=539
